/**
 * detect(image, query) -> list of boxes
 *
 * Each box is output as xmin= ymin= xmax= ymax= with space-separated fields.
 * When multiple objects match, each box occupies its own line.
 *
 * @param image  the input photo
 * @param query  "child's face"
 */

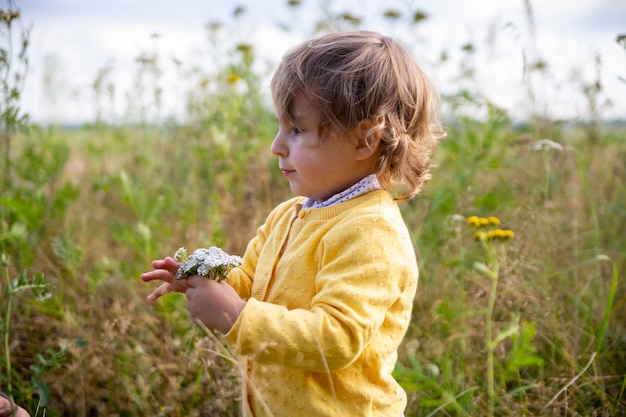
xmin=271 ymin=93 xmax=371 ymax=201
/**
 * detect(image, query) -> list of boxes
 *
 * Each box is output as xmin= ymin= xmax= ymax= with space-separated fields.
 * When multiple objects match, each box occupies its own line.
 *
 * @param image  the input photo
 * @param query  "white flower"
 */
xmin=174 ymin=246 xmax=243 ymax=281
xmin=174 ymin=247 xmax=188 ymax=262
xmin=531 ymin=139 xmax=563 ymax=152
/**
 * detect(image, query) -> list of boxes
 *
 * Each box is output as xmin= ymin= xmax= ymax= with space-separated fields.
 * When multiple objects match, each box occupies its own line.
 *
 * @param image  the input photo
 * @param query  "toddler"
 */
xmin=142 ymin=30 xmax=443 ymax=417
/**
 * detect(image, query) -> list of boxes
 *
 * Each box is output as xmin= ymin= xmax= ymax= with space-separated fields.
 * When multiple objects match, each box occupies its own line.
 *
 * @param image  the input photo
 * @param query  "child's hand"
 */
xmin=185 ymin=275 xmax=246 ymax=334
xmin=140 ymin=257 xmax=190 ymax=302
xmin=0 ymin=392 xmax=30 ymax=417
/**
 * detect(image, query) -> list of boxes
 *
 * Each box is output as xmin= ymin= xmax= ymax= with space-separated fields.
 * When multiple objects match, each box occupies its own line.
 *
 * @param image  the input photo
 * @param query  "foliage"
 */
xmin=1 ymin=1 xmax=625 ymax=416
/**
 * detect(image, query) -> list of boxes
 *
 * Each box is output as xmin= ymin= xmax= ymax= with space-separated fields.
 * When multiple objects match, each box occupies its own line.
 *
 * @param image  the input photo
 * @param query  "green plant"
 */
xmin=0 ymin=254 xmax=54 ymax=411
xmin=0 ymin=1 xmax=29 ymax=197
xmin=530 ymin=138 xmax=564 ymax=201
xmin=466 ymin=215 xmax=543 ymax=416
xmin=394 ymin=346 xmax=477 ymax=416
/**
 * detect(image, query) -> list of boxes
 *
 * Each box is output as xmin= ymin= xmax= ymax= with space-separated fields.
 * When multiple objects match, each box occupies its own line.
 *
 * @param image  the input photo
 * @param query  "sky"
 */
xmin=14 ymin=0 xmax=626 ymax=125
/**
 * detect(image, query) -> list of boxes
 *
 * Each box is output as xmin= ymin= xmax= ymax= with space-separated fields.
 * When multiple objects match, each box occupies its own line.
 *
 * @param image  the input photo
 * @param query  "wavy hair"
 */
xmin=271 ymin=30 xmax=445 ymax=200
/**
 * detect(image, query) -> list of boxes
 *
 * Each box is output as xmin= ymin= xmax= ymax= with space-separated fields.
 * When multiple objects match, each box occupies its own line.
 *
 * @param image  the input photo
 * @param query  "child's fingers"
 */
xmin=150 ymin=259 xmax=168 ymax=269
xmin=150 ymin=257 xmax=180 ymax=274
xmin=140 ymin=269 xmax=173 ymax=283
xmin=147 ymin=283 xmax=172 ymax=302
xmin=186 ymin=275 xmax=204 ymax=288
xmin=163 ymin=256 xmax=181 ymax=269
xmin=142 ymin=257 xmax=184 ymax=302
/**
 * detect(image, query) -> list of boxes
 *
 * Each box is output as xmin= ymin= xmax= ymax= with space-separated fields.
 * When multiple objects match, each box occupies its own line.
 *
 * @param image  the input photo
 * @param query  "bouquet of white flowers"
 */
xmin=173 ymin=247 xmax=243 ymax=281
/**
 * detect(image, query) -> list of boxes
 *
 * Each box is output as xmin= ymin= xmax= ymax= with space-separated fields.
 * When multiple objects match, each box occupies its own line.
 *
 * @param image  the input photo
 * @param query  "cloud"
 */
xmin=17 ymin=0 xmax=626 ymax=124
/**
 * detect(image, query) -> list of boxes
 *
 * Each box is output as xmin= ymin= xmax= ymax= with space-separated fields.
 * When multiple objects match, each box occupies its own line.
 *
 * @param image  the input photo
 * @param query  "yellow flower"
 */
xmin=488 ymin=216 xmax=500 ymax=225
xmin=502 ymin=230 xmax=515 ymax=240
xmin=474 ymin=231 xmax=487 ymax=241
xmin=491 ymin=229 xmax=515 ymax=241
xmin=236 ymin=43 xmax=252 ymax=54
xmin=480 ymin=217 xmax=490 ymax=227
xmin=467 ymin=216 xmax=480 ymax=227
xmin=494 ymin=229 xmax=507 ymax=239
xmin=226 ymin=73 xmax=240 ymax=84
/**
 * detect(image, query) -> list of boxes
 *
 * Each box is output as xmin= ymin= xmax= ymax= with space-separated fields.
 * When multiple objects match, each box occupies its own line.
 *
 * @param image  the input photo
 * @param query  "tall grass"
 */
xmin=1 ymin=1 xmax=625 ymax=416
xmin=397 ymin=119 xmax=626 ymax=415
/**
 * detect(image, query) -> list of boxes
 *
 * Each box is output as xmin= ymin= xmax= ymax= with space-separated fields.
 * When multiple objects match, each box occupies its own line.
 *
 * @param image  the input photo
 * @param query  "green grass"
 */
xmin=397 ymin=120 xmax=626 ymax=416
xmin=1 ymin=2 xmax=625 ymax=416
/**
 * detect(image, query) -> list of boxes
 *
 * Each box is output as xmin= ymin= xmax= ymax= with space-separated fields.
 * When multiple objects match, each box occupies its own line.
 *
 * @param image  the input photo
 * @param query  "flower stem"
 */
xmin=486 ymin=268 xmax=499 ymax=417
xmin=481 ymin=239 xmax=500 ymax=417
xmin=1 ymin=259 xmax=15 ymax=404
xmin=542 ymin=150 xmax=551 ymax=200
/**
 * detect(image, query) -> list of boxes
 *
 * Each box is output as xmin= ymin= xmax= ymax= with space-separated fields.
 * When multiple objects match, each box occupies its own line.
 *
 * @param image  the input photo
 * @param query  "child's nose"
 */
xmin=271 ymin=130 xmax=287 ymax=156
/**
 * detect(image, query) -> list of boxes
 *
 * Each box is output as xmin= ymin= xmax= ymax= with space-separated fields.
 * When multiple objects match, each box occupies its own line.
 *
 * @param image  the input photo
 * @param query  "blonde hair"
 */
xmin=271 ymin=30 xmax=445 ymax=200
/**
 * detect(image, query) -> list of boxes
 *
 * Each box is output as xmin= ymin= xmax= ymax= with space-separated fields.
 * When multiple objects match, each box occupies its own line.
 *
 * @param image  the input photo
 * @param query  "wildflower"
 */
xmin=501 ymin=230 xmax=515 ymax=240
xmin=136 ymin=222 xmax=151 ymax=241
xmin=494 ymin=229 xmax=507 ymax=239
xmin=450 ymin=214 xmax=466 ymax=223
xmin=473 ymin=229 xmax=515 ymax=242
xmin=488 ymin=216 xmax=500 ymax=226
xmin=235 ymin=43 xmax=252 ymax=55
xmin=467 ymin=215 xmax=504 ymax=229
xmin=339 ymin=12 xmax=361 ymax=25
xmin=532 ymin=139 xmax=563 ymax=152
xmin=467 ymin=216 xmax=481 ymax=227
xmin=384 ymin=9 xmax=401 ymax=20
xmin=474 ymin=231 xmax=487 ymax=241
xmin=468 ymin=214 xmax=515 ymax=242
xmin=174 ymin=247 xmax=243 ymax=281
xmin=413 ymin=11 xmax=428 ymax=23
xmin=226 ymin=73 xmax=240 ymax=84
xmin=174 ymin=247 xmax=188 ymax=262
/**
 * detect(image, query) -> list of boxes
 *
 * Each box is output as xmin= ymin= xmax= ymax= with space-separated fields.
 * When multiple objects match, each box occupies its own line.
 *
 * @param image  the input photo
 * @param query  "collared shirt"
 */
xmin=302 ymin=174 xmax=383 ymax=209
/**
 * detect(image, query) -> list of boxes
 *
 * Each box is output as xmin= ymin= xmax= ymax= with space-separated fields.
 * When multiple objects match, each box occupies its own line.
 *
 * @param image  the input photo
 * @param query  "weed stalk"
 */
xmin=468 ymin=215 xmax=516 ymax=417
xmin=474 ymin=238 xmax=500 ymax=417
xmin=1 ymin=254 xmax=16 ymax=408
xmin=1 ymin=253 xmax=55 ymax=413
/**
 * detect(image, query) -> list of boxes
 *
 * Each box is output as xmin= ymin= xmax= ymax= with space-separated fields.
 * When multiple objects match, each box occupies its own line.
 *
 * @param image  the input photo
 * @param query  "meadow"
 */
xmin=1 ymin=2 xmax=625 ymax=416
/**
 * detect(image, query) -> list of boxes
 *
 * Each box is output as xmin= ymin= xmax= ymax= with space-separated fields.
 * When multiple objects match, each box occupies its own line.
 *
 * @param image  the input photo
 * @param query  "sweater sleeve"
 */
xmin=225 ymin=211 xmax=418 ymax=372
xmin=225 ymin=198 xmax=302 ymax=300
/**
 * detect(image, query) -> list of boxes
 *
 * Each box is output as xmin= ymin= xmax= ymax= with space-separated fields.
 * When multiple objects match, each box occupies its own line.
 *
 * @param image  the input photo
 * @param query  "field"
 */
xmin=1 ymin=2 xmax=625 ymax=416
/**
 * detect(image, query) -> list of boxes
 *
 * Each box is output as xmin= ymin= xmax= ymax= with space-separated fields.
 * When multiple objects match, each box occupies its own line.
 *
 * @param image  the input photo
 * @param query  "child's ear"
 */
xmin=354 ymin=119 xmax=381 ymax=160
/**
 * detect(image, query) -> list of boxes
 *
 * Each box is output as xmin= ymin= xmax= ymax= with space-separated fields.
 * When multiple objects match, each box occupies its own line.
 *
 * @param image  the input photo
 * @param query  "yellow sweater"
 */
xmin=225 ymin=190 xmax=418 ymax=417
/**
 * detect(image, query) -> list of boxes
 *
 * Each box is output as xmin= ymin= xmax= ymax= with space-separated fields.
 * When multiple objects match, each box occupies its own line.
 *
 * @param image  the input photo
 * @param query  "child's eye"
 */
xmin=291 ymin=127 xmax=303 ymax=136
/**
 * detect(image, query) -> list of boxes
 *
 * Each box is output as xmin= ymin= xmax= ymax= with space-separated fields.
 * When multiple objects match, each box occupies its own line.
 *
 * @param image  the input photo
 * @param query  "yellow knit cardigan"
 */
xmin=225 ymin=190 xmax=418 ymax=417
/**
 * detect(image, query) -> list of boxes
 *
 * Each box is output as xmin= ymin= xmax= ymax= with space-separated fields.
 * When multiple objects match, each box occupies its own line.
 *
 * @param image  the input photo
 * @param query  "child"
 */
xmin=141 ymin=30 xmax=443 ymax=417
